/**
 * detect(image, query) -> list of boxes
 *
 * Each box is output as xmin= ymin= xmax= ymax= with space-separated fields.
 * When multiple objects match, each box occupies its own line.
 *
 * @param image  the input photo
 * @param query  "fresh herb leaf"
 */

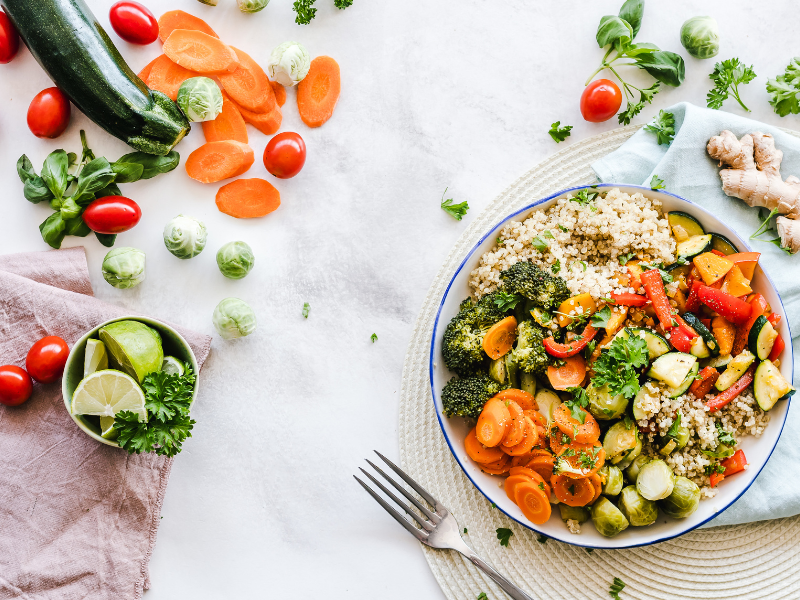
xmin=565 ymin=386 xmax=590 ymax=424
xmin=440 ymin=188 xmax=469 ymax=221
xmin=549 ymin=121 xmax=573 ymax=143
xmin=650 ymin=174 xmax=666 ymax=190
xmin=39 ymin=213 xmax=67 ymax=249
xmin=302 ymin=302 xmax=310 ymax=318
xmin=619 ymin=252 xmax=635 ymax=265
xmin=716 ymin=422 xmax=736 ymax=446
xmin=112 ymin=151 xmax=180 ymax=180
xmin=558 ymin=224 xmax=569 ymax=232
xmin=571 ymin=188 xmax=599 ymax=208
xmin=110 ymin=161 xmax=145 ymax=184
xmin=551 ymin=259 xmax=561 ymax=274
xmin=751 ymin=207 xmax=781 ymax=239
xmin=531 ymin=236 xmax=549 ymax=252
xmin=496 ymin=237 xmax=504 ymax=245
xmin=584 ymin=339 xmax=597 ymax=360
xmin=496 ymin=527 xmax=513 ymax=547
xmin=578 ymin=450 xmax=596 ymax=469
xmin=644 ymin=110 xmax=676 ymax=145
xmin=464 ymin=528 xmax=468 ymax=534
xmin=41 ymin=150 xmax=69 ymax=200
xmin=334 ymin=0 xmax=352 ymax=7
xmin=493 ymin=291 xmax=523 ymax=311
xmin=16 ymin=155 xmax=36 ymax=184
xmin=536 ymin=534 xmax=548 ymax=544
xmin=609 ymin=577 xmax=626 ymax=599
xmin=591 ymin=306 xmax=613 ymax=328
xmin=707 ymin=58 xmax=756 ymax=112
xmin=95 ymin=232 xmax=117 ymax=247
xmin=543 ymin=230 xmax=555 ymax=239
xmin=371 ymin=333 xmax=378 ymax=343
xmin=477 ymin=594 xmax=488 ymax=600
xmin=24 ymin=176 xmax=55 ymax=204
xmin=293 ymin=0 xmax=317 ymax=24
xmin=666 ymin=412 xmax=682 ymax=441
xmin=618 ymin=0 xmax=643 ymax=38
xmin=767 ymin=57 xmax=800 ymax=117
xmin=704 ymin=463 xmax=726 ymax=475
xmin=592 ymin=332 xmax=648 ymax=399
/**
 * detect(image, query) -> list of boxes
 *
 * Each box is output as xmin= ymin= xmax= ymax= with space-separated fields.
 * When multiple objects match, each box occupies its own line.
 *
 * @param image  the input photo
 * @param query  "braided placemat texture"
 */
xmin=398 ymin=124 xmax=800 ymax=600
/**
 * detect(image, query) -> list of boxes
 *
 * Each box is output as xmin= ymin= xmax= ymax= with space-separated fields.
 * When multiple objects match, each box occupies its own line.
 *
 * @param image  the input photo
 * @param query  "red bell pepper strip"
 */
xmin=732 ymin=293 xmax=768 ymax=355
xmin=709 ymin=471 xmax=725 ymax=487
xmin=668 ymin=327 xmax=694 ymax=353
xmin=768 ymin=333 xmax=786 ymax=361
xmin=640 ymin=269 xmax=676 ymax=330
xmin=767 ymin=313 xmax=782 ymax=328
xmin=710 ymin=249 xmax=727 ymax=257
xmin=688 ymin=366 xmax=719 ymax=398
xmin=684 ymin=280 xmax=704 ymax=313
xmin=697 ymin=285 xmax=752 ymax=325
xmin=711 ymin=449 xmax=749 ymax=487
xmin=705 ymin=364 xmax=756 ymax=413
xmin=674 ymin=315 xmax=699 ymax=339
xmin=610 ymin=292 xmax=649 ymax=307
xmin=543 ymin=323 xmax=599 ymax=358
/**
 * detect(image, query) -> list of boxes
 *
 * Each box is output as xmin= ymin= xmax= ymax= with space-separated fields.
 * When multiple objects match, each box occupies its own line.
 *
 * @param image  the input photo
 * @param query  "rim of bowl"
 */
xmin=428 ymin=183 xmax=793 ymax=549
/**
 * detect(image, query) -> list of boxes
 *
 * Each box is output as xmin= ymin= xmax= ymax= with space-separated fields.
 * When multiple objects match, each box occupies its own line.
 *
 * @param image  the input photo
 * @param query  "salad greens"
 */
xmin=707 ymin=58 xmax=756 ymax=112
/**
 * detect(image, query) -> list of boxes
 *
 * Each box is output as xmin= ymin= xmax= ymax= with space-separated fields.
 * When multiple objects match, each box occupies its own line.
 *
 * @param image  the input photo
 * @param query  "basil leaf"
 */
xmin=113 ymin=150 xmax=180 ymax=180
xmin=17 ymin=155 xmax=36 ymax=183
xmin=618 ymin=0 xmax=644 ymax=38
xmin=59 ymin=197 xmax=82 ymax=220
xmin=636 ymin=51 xmax=686 ymax=86
xmin=64 ymin=216 xmax=92 ymax=237
xmin=95 ymin=183 xmax=123 ymax=199
xmin=73 ymin=157 xmax=116 ymax=203
xmin=596 ymin=15 xmax=633 ymax=49
xmin=111 ymin=161 xmax=145 ymax=184
xmin=622 ymin=42 xmax=659 ymax=58
xmin=39 ymin=212 xmax=67 ymax=249
xmin=24 ymin=176 xmax=55 ymax=204
xmin=42 ymin=150 xmax=70 ymax=200
xmin=95 ymin=232 xmax=117 ymax=247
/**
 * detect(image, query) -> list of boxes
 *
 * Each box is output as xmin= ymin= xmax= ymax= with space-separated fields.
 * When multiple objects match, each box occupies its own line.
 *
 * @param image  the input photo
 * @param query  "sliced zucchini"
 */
xmin=615 ymin=327 xmax=670 ymax=360
xmin=647 ymin=352 xmax=697 ymax=388
xmin=519 ymin=370 xmax=536 ymax=396
xmin=715 ymin=350 xmax=756 ymax=391
xmin=667 ymin=211 xmax=705 ymax=238
xmin=682 ymin=312 xmax=720 ymax=357
xmin=659 ymin=439 xmax=677 ymax=455
xmin=665 ymin=262 xmax=692 ymax=282
xmin=489 ymin=357 xmax=507 ymax=384
xmin=534 ymin=388 xmax=561 ymax=425
xmin=690 ymin=336 xmax=710 ymax=359
xmin=710 ymin=233 xmax=739 ymax=256
xmin=676 ymin=234 xmax=713 ymax=261
xmin=632 ymin=385 xmax=651 ymax=421
xmin=748 ymin=315 xmax=778 ymax=360
xmin=754 ymin=360 xmax=794 ymax=411
xmin=666 ymin=362 xmax=699 ymax=398
xmin=704 ymin=353 xmax=732 ymax=370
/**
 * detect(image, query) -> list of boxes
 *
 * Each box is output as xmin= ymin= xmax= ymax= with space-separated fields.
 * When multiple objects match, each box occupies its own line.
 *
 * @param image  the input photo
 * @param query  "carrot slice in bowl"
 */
xmin=551 ymin=474 xmax=594 ymax=507
xmin=500 ymin=401 xmax=525 ymax=447
xmin=479 ymin=455 xmax=511 ymax=475
xmin=555 ymin=442 xmax=605 ymax=479
xmin=504 ymin=417 xmax=539 ymax=456
xmin=297 ymin=56 xmax=341 ymax=128
xmin=514 ymin=481 xmax=552 ymax=524
xmin=202 ymin=93 xmax=248 ymax=144
xmin=504 ymin=473 xmax=534 ymax=503
xmin=553 ymin=403 xmax=600 ymax=444
xmin=495 ymin=388 xmax=537 ymax=411
xmin=547 ymin=354 xmax=586 ymax=390
xmin=476 ymin=397 xmax=511 ymax=447
xmin=216 ymin=178 xmax=281 ymax=219
xmin=158 ymin=10 xmax=218 ymax=42
xmin=163 ymin=29 xmax=239 ymax=74
xmin=464 ymin=427 xmax=505 ymax=465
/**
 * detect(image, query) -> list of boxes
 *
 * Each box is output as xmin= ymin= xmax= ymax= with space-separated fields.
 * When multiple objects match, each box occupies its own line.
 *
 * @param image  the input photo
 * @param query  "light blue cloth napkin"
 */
xmin=592 ymin=102 xmax=800 ymax=527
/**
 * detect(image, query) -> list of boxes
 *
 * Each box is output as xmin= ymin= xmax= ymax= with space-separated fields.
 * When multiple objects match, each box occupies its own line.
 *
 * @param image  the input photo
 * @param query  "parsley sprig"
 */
xmin=649 ymin=174 xmax=666 ymax=190
xmin=707 ymin=58 xmax=756 ymax=112
xmin=716 ymin=422 xmax=736 ymax=446
xmin=644 ymin=110 xmax=675 ymax=145
xmin=767 ymin=57 xmax=800 ymax=117
xmin=591 ymin=331 xmax=649 ymax=399
xmin=496 ymin=527 xmax=513 ymax=547
xmin=609 ymin=577 xmax=626 ymax=599
xmin=565 ymin=386 xmax=591 ymax=424
xmin=493 ymin=291 xmax=523 ymax=312
xmin=549 ymin=121 xmax=573 ymax=143
xmin=666 ymin=412 xmax=683 ymax=441
xmin=293 ymin=0 xmax=317 ymax=24
xmin=440 ymin=187 xmax=469 ymax=221
xmin=571 ymin=188 xmax=599 ymax=209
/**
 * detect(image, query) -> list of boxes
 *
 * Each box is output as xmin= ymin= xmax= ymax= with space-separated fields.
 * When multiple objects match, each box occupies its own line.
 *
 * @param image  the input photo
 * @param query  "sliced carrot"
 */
xmin=237 ymin=102 xmax=283 ymax=135
xmin=588 ymin=473 xmax=603 ymax=504
xmin=514 ymin=481 xmax=552 ymax=524
xmin=185 ymin=141 xmax=254 ymax=183
xmin=556 ymin=442 xmax=605 ymax=479
xmin=549 ymin=429 xmax=572 ymax=455
xmin=219 ymin=47 xmax=276 ymax=112
xmin=504 ymin=473 xmax=534 ymax=503
xmin=464 ymin=427 xmax=505 ymax=465
xmin=501 ymin=401 xmax=525 ymax=448
xmin=551 ymin=474 xmax=594 ymax=507
xmin=137 ymin=56 xmax=159 ymax=82
xmin=271 ymin=80 xmax=286 ymax=107
xmin=216 ymin=178 xmax=281 ymax=219
xmin=476 ymin=397 xmax=511 ymax=447
xmin=503 ymin=417 xmax=539 ymax=456
xmin=547 ymin=354 xmax=586 ymax=390
xmin=511 ymin=449 xmax=551 ymax=467
xmin=495 ymin=389 xmax=537 ymax=411
xmin=509 ymin=467 xmax=551 ymax=498
xmin=483 ymin=316 xmax=517 ymax=360
xmin=526 ymin=455 xmax=555 ymax=481
xmin=158 ymin=10 xmax=218 ymax=42
xmin=163 ymin=29 xmax=239 ymax=74
xmin=297 ymin=56 xmax=341 ymax=128
xmin=202 ymin=93 xmax=248 ymax=144
xmin=479 ymin=455 xmax=511 ymax=475
xmin=147 ymin=55 xmax=195 ymax=101
xmin=523 ymin=409 xmax=547 ymax=429
xmin=553 ymin=403 xmax=600 ymax=444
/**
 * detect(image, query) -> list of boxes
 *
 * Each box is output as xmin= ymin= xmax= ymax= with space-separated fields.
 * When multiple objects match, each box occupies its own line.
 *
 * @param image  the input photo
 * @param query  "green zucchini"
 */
xmin=748 ymin=315 xmax=778 ymax=360
xmin=489 ymin=357 xmax=507 ymax=384
xmin=665 ymin=261 xmax=692 ymax=282
xmin=753 ymin=360 xmax=794 ymax=411
xmin=667 ymin=211 xmax=705 ymax=238
xmin=1 ymin=0 xmax=190 ymax=155
xmin=682 ymin=312 xmax=720 ymax=357
xmin=666 ymin=362 xmax=699 ymax=398
xmin=715 ymin=350 xmax=755 ymax=391
xmin=676 ymin=234 xmax=713 ymax=260
xmin=647 ymin=352 xmax=697 ymax=388
xmin=704 ymin=354 xmax=733 ymax=370
xmin=710 ymin=233 xmax=739 ymax=256
xmin=689 ymin=336 xmax=710 ymax=359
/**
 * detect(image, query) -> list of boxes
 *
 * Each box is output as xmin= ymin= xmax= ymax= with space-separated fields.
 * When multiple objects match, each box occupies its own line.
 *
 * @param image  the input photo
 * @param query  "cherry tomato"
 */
xmin=580 ymin=79 xmax=623 ymax=123
xmin=0 ymin=10 xmax=20 ymax=64
xmin=109 ymin=1 xmax=158 ymax=45
xmin=263 ymin=132 xmax=306 ymax=179
xmin=26 ymin=336 xmax=69 ymax=384
xmin=0 ymin=365 xmax=33 ymax=406
xmin=27 ymin=88 xmax=71 ymax=139
xmin=82 ymin=196 xmax=142 ymax=234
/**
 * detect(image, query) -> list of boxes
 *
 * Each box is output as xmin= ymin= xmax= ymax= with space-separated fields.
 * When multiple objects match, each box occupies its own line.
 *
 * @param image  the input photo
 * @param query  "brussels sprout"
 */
xmin=177 ymin=77 xmax=223 ymax=122
xmin=624 ymin=454 xmax=652 ymax=484
xmin=267 ymin=42 xmax=311 ymax=87
xmin=614 ymin=434 xmax=642 ymax=469
xmin=534 ymin=388 xmax=561 ymax=426
xmin=213 ymin=298 xmax=257 ymax=339
xmin=163 ymin=215 xmax=207 ymax=259
xmin=618 ymin=485 xmax=658 ymax=526
xmin=600 ymin=465 xmax=624 ymax=496
xmin=590 ymin=497 xmax=629 ymax=537
xmin=197 ymin=0 xmax=218 ymax=5
xmin=680 ymin=16 xmax=720 ymax=60
xmin=216 ymin=241 xmax=255 ymax=279
xmin=603 ymin=420 xmax=639 ymax=461
xmin=559 ymin=504 xmax=590 ymax=524
xmin=586 ymin=382 xmax=628 ymax=420
xmin=660 ymin=476 xmax=701 ymax=519
xmin=636 ymin=459 xmax=675 ymax=501
xmin=237 ymin=0 xmax=270 ymax=12
xmin=489 ymin=357 xmax=507 ymax=384
xmin=102 ymin=247 xmax=146 ymax=289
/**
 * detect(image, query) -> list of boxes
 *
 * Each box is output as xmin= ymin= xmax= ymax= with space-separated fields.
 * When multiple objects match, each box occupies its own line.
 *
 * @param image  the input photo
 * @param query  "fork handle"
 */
xmin=463 ymin=552 xmax=534 ymax=600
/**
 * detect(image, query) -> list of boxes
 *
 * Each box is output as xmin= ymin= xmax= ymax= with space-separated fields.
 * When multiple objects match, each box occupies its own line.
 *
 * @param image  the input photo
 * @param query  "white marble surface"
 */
xmin=1 ymin=0 xmax=798 ymax=597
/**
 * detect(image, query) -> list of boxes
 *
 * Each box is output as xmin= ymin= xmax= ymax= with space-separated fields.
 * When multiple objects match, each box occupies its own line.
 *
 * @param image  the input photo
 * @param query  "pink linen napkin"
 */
xmin=0 ymin=248 xmax=211 ymax=600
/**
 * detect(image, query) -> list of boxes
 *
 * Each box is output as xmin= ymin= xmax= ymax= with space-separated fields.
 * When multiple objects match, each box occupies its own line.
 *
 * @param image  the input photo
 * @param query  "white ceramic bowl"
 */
xmin=429 ymin=184 xmax=793 ymax=549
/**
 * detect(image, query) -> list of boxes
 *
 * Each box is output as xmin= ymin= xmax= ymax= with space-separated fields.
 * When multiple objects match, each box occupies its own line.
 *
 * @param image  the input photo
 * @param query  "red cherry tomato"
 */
xmin=109 ymin=1 xmax=158 ymax=45
xmin=580 ymin=79 xmax=623 ymax=123
xmin=27 ymin=88 xmax=71 ymax=139
xmin=263 ymin=132 xmax=306 ymax=179
xmin=0 ymin=365 xmax=33 ymax=406
xmin=82 ymin=196 xmax=142 ymax=234
xmin=26 ymin=336 xmax=70 ymax=384
xmin=0 ymin=10 xmax=20 ymax=64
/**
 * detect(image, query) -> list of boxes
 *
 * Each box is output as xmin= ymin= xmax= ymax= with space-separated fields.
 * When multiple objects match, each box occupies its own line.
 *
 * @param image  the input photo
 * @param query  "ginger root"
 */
xmin=707 ymin=130 xmax=800 ymax=252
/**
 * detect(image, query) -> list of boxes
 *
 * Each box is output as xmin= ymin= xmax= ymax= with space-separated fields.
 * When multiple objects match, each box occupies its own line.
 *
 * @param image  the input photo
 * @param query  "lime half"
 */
xmin=84 ymin=339 xmax=109 ymax=377
xmin=161 ymin=356 xmax=185 ymax=376
xmin=99 ymin=416 xmax=118 ymax=440
xmin=71 ymin=370 xmax=146 ymax=421
xmin=99 ymin=321 xmax=163 ymax=383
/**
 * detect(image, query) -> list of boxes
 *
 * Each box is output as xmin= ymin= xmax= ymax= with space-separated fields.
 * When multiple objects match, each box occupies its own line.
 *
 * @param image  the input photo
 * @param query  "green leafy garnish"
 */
xmin=536 ymin=534 xmax=548 ymax=544
xmin=496 ymin=237 xmax=504 ymax=245
xmin=543 ymin=230 xmax=555 ymax=239
xmin=591 ymin=306 xmax=614 ymax=328
xmin=644 ymin=110 xmax=675 ymax=145
xmin=477 ymin=594 xmax=488 ymax=600
xmin=649 ymin=174 xmax=666 ymax=190
xmin=558 ymin=224 xmax=569 ymax=232
xmin=302 ymin=302 xmax=310 ymax=318
xmin=531 ymin=236 xmax=549 ymax=252
xmin=619 ymin=252 xmax=635 ymax=265
xmin=493 ymin=291 xmax=523 ymax=312
xmin=565 ymin=386 xmax=590 ymax=424
xmin=716 ymin=422 xmax=736 ymax=446
xmin=767 ymin=57 xmax=800 ymax=117
xmin=704 ymin=463 xmax=725 ymax=475
xmin=496 ymin=527 xmax=513 ymax=547
xmin=571 ymin=188 xmax=599 ymax=208
xmin=666 ymin=412 xmax=682 ymax=441
xmin=707 ymin=58 xmax=756 ymax=112
xmin=609 ymin=577 xmax=626 ymax=599
xmin=293 ymin=0 xmax=317 ymax=24
xmin=371 ymin=333 xmax=378 ymax=343
xmin=592 ymin=332 xmax=649 ymax=399
xmin=551 ymin=259 xmax=561 ymax=274
xmin=464 ymin=527 xmax=468 ymax=534
xmin=334 ymin=0 xmax=352 ymax=7
xmin=440 ymin=187 xmax=469 ymax=221
xmin=549 ymin=121 xmax=573 ymax=143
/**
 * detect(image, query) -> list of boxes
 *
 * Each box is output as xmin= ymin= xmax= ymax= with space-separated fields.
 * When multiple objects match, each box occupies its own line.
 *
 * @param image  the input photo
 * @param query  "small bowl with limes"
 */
xmin=62 ymin=316 xmax=199 ymax=448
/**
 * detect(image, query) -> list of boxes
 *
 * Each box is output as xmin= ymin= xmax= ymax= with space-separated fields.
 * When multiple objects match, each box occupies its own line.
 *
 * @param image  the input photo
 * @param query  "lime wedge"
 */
xmin=99 ymin=416 xmax=118 ymax=440
xmin=99 ymin=321 xmax=164 ymax=383
xmin=161 ymin=356 xmax=185 ymax=376
xmin=84 ymin=339 xmax=109 ymax=377
xmin=71 ymin=370 xmax=146 ymax=421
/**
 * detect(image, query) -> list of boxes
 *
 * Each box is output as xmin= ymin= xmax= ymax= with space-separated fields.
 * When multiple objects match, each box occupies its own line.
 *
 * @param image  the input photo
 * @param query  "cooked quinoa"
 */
xmin=469 ymin=188 xmax=675 ymax=299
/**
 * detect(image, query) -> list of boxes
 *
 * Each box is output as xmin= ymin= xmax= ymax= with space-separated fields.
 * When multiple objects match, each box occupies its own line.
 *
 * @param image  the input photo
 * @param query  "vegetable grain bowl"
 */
xmin=429 ymin=184 xmax=794 ymax=548
xmin=63 ymin=316 xmax=199 ymax=454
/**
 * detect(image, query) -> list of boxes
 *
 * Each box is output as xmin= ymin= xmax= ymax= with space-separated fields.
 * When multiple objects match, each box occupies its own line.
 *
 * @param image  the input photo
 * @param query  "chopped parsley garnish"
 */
xmin=707 ymin=58 xmax=756 ymax=112
xmin=496 ymin=237 xmax=504 ymax=245
xmin=536 ymin=534 xmax=548 ymax=544
xmin=591 ymin=306 xmax=614 ymax=329
xmin=584 ymin=340 xmax=597 ymax=360
xmin=644 ymin=110 xmax=676 ymax=145
xmin=477 ymin=594 xmax=488 ymax=600
xmin=302 ymin=302 xmax=310 ymax=318
xmin=578 ymin=451 xmax=596 ymax=469
xmin=558 ymin=224 xmax=569 ymax=232
xmin=463 ymin=527 xmax=468 ymax=534
xmin=592 ymin=332 xmax=649 ymax=399
xmin=666 ymin=412 xmax=683 ymax=441
xmin=538 ymin=482 xmax=545 ymax=491
xmin=562 ymin=434 xmax=571 ymax=445
xmin=496 ymin=527 xmax=513 ymax=547
xmin=609 ymin=577 xmax=626 ymax=599
xmin=650 ymin=174 xmax=666 ymax=190
xmin=551 ymin=259 xmax=561 ymax=274
xmin=565 ymin=386 xmax=590 ymax=424
xmin=562 ymin=447 xmax=576 ymax=457
xmin=716 ymin=422 xmax=736 ymax=446
xmin=531 ymin=236 xmax=549 ymax=252
xmin=493 ymin=291 xmax=523 ymax=311
xmin=571 ymin=188 xmax=599 ymax=209
xmin=548 ymin=121 xmax=573 ymax=143
xmin=705 ymin=463 xmax=725 ymax=475
xmin=639 ymin=261 xmax=673 ymax=285
xmin=334 ymin=0 xmax=353 ymax=8
xmin=543 ymin=229 xmax=555 ymax=239
xmin=293 ymin=0 xmax=317 ymax=24
xmin=371 ymin=333 xmax=378 ymax=343
xmin=618 ymin=252 xmax=635 ymax=266
xmin=440 ymin=187 xmax=469 ymax=220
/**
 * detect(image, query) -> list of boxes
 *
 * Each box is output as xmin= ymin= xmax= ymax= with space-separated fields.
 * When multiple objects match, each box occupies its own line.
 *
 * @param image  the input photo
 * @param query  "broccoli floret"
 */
xmin=500 ymin=261 xmax=570 ymax=310
xmin=509 ymin=320 xmax=552 ymax=375
xmin=441 ymin=372 xmax=502 ymax=419
xmin=442 ymin=295 xmax=507 ymax=376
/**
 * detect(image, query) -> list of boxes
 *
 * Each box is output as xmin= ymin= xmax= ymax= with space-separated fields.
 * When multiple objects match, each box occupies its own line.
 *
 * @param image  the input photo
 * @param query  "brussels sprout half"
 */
xmin=237 ymin=0 xmax=270 ymax=12
xmin=213 ymin=297 xmax=257 ymax=340
xmin=267 ymin=41 xmax=311 ymax=87
xmin=660 ymin=476 xmax=701 ymax=519
xmin=559 ymin=504 xmax=590 ymax=524
xmin=177 ymin=77 xmax=223 ymax=122
xmin=600 ymin=465 xmax=624 ymax=497
xmin=603 ymin=420 xmax=639 ymax=461
xmin=591 ymin=497 xmax=629 ymax=538
xmin=624 ymin=454 xmax=652 ymax=485
xmin=618 ymin=485 xmax=658 ymax=526
xmin=586 ymin=382 xmax=628 ymax=420
xmin=636 ymin=459 xmax=675 ymax=501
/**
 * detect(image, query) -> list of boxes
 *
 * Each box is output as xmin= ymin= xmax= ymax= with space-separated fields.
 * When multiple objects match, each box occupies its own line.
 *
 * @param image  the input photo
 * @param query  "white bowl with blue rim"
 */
xmin=429 ymin=184 xmax=793 ymax=549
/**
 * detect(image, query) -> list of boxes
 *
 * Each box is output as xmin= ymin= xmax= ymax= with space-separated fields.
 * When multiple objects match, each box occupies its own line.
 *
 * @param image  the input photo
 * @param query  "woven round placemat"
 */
xmin=398 ymin=125 xmax=800 ymax=600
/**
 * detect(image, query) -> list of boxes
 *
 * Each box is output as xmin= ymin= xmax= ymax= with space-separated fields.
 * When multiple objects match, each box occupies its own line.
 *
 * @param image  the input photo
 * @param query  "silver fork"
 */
xmin=355 ymin=451 xmax=534 ymax=600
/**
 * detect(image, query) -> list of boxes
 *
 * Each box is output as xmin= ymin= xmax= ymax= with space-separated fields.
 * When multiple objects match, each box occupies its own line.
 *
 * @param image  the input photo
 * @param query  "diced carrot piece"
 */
xmin=514 ymin=481 xmax=552 ymax=524
xmin=147 ymin=55 xmax=195 ymax=101
xmin=297 ymin=56 xmax=341 ymax=128
xmin=202 ymin=93 xmax=248 ymax=144
xmin=137 ymin=56 xmax=159 ymax=82
xmin=185 ymin=141 xmax=254 ymax=183
xmin=693 ymin=252 xmax=734 ymax=285
xmin=163 ymin=29 xmax=239 ymax=74
xmin=219 ymin=47 xmax=276 ymax=112
xmin=271 ymin=80 xmax=286 ymax=107
xmin=553 ymin=403 xmax=600 ymax=444
xmin=216 ymin=178 xmax=281 ymax=219
xmin=238 ymin=103 xmax=283 ymax=135
xmin=158 ymin=10 xmax=218 ymax=42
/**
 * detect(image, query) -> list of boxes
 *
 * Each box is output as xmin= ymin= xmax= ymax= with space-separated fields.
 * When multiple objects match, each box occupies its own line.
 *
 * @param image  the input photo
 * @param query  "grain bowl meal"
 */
xmin=440 ymin=187 xmax=794 ymax=538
